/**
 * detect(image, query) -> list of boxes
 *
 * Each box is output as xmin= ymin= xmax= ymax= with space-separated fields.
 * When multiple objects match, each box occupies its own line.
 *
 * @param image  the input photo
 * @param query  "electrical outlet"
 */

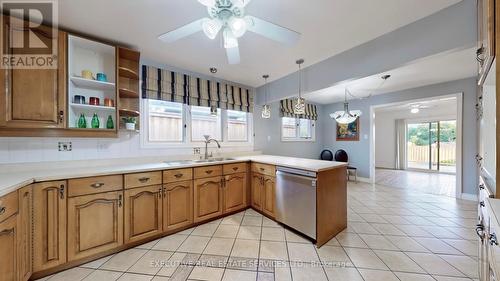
xmin=193 ymin=147 xmax=201 ymax=155
xmin=58 ymin=142 xmax=72 ymax=152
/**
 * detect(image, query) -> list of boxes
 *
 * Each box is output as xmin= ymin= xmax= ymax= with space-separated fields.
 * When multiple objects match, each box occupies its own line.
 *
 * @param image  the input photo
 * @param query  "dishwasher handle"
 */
xmin=276 ymin=170 xmax=317 ymax=187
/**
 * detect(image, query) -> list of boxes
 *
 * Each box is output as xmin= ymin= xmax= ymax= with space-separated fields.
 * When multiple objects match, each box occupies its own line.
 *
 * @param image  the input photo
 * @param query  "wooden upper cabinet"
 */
xmin=124 ymin=185 xmax=163 ymax=244
xmin=33 ymin=181 xmax=67 ymax=272
xmin=163 ymin=181 xmax=193 ymax=231
xmin=262 ymin=175 xmax=276 ymax=218
xmin=0 ymin=215 xmax=17 ymax=281
xmin=193 ymin=176 xmax=223 ymax=223
xmin=0 ymin=22 xmax=67 ymax=128
xmin=17 ymin=186 xmax=32 ymax=281
xmin=223 ymin=172 xmax=247 ymax=213
xmin=251 ymin=173 xmax=263 ymax=211
xmin=67 ymin=191 xmax=123 ymax=261
xmin=477 ymin=0 xmax=496 ymax=85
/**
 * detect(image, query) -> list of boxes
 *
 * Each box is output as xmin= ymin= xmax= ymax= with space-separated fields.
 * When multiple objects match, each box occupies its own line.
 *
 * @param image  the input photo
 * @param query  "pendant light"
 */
xmin=261 ymin=74 xmax=271 ymax=119
xmin=330 ymin=89 xmax=362 ymax=124
xmin=293 ymin=59 xmax=306 ymax=115
xmin=209 ymin=67 xmax=218 ymax=116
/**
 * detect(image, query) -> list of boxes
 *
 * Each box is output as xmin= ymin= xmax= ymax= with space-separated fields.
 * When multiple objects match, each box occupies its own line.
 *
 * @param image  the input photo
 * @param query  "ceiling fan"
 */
xmin=158 ymin=0 xmax=301 ymax=64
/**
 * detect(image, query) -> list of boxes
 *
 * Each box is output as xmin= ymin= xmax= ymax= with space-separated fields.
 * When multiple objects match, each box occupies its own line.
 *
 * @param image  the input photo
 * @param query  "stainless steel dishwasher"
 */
xmin=275 ymin=166 xmax=317 ymax=240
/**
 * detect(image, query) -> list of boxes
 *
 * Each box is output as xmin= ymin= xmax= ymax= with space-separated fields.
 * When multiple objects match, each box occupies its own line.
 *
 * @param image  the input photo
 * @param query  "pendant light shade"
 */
xmin=330 ymin=89 xmax=362 ymax=124
xmin=261 ymin=74 xmax=271 ymax=119
xmin=293 ymin=59 xmax=306 ymax=114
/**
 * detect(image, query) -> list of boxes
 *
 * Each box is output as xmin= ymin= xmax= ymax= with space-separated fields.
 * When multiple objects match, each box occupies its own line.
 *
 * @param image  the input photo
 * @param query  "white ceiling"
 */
xmin=58 ymin=0 xmax=462 ymax=87
xmin=374 ymin=97 xmax=457 ymax=114
xmin=303 ymin=47 xmax=477 ymax=104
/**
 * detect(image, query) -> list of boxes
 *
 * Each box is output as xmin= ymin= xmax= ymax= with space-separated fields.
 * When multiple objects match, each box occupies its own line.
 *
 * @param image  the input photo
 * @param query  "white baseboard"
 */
xmin=460 ymin=193 xmax=478 ymax=201
xmin=349 ymin=177 xmax=371 ymax=183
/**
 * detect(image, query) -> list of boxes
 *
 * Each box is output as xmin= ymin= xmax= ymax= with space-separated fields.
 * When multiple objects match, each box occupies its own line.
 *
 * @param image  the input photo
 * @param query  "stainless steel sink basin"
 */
xmin=164 ymin=157 xmax=236 ymax=166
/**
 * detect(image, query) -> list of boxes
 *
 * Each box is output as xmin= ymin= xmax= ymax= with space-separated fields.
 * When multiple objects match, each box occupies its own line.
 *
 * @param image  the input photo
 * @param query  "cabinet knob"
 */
xmin=205 ymin=170 xmax=213 ymax=174
xmin=477 ymin=46 xmax=485 ymax=64
xmin=174 ymin=173 xmax=183 ymax=178
xmin=138 ymin=177 xmax=150 ymax=183
xmin=480 ymin=201 xmax=485 ymax=207
xmin=59 ymin=184 xmax=65 ymax=199
xmin=480 ymin=184 xmax=485 ymax=190
xmin=0 ymin=206 xmax=5 ymax=215
xmin=58 ymin=110 xmax=64 ymax=123
xmin=118 ymin=194 xmax=122 ymax=207
xmin=90 ymin=182 xmax=105 ymax=188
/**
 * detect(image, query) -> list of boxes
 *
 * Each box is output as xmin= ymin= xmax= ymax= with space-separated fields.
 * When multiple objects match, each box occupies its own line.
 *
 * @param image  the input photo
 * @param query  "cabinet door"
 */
xmin=262 ymin=176 xmax=276 ymax=218
xmin=0 ymin=23 xmax=66 ymax=128
xmin=124 ymin=185 xmax=163 ymax=244
xmin=477 ymin=0 xmax=495 ymax=84
xmin=193 ymin=176 xmax=222 ymax=223
xmin=163 ymin=181 xmax=193 ymax=231
xmin=0 ymin=215 xmax=17 ymax=281
xmin=33 ymin=181 xmax=67 ymax=272
xmin=224 ymin=173 xmax=247 ymax=213
xmin=251 ymin=173 xmax=263 ymax=211
xmin=17 ymin=186 xmax=32 ymax=281
xmin=67 ymin=191 xmax=123 ymax=261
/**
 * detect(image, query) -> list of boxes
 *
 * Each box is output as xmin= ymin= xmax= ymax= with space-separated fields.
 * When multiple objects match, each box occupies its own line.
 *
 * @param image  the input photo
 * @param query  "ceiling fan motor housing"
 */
xmin=208 ymin=0 xmax=243 ymax=20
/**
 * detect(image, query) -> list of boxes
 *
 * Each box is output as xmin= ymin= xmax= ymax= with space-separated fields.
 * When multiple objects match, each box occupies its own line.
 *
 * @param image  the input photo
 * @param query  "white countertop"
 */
xmin=0 ymin=155 xmax=347 ymax=197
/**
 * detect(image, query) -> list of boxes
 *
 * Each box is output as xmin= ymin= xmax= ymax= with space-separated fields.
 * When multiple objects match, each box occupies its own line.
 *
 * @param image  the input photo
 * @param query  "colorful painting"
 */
xmin=336 ymin=119 xmax=360 ymax=141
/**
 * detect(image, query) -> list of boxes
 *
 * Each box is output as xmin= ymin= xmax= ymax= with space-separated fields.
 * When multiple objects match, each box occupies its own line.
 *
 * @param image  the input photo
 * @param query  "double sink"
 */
xmin=163 ymin=157 xmax=236 ymax=167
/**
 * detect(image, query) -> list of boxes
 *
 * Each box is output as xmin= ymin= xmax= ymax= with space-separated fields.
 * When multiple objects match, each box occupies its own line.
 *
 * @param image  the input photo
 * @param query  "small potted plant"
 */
xmin=122 ymin=116 xmax=136 ymax=131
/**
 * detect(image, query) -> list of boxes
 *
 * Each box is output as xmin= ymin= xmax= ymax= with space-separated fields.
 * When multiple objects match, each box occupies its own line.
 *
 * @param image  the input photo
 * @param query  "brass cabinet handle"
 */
xmin=58 ymin=110 xmax=64 ymax=123
xmin=0 ymin=206 xmax=5 ymax=215
xmin=232 ymin=167 xmax=238 ymax=171
xmin=118 ymin=194 xmax=122 ymax=207
xmin=205 ymin=170 xmax=213 ymax=174
xmin=158 ymin=187 xmax=163 ymax=198
xmin=259 ymin=167 xmax=265 ymax=171
xmin=174 ymin=173 xmax=183 ymax=178
xmin=138 ymin=177 xmax=150 ymax=183
xmin=200 ymin=181 xmax=218 ymax=187
xmin=490 ymin=233 xmax=498 ymax=246
xmin=59 ymin=184 xmax=65 ymax=199
xmin=477 ymin=46 xmax=485 ymax=65
xmin=0 ymin=229 xmax=14 ymax=236
xmin=90 ymin=182 xmax=105 ymax=188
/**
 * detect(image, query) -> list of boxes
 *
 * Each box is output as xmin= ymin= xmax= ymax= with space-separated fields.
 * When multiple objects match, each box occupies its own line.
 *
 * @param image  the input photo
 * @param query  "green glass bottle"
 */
xmin=106 ymin=115 xmax=114 ymax=129
xmin=91 ymin=113 xmax=100 ymax=129
xmin=77 ymin=113 xmax=87 ymax=128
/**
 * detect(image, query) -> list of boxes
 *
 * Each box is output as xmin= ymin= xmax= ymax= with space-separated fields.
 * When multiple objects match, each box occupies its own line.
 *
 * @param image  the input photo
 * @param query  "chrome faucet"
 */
xmin=203 ymin=135 xmax=221 ymax=159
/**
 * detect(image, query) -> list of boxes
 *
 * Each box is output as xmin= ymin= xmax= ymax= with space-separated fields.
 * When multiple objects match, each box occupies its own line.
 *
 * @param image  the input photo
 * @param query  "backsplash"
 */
xmin=0 ymin=132 xmax=254 ymax=164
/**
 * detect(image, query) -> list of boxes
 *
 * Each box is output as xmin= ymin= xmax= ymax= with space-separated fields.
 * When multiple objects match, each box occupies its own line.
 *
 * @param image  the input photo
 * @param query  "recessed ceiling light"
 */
xmin=411 ymin=107 xmax=420 ymax=114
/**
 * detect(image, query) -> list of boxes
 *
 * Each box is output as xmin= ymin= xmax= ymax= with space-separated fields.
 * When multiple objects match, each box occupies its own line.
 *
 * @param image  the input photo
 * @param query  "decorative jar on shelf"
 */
xmin=106 ymin=115 xmax=114 ymax=129
xmin=91 ymin=113 xmax=100 ymax=129
xmin=77 ymin=113 xmax=87 ymax=128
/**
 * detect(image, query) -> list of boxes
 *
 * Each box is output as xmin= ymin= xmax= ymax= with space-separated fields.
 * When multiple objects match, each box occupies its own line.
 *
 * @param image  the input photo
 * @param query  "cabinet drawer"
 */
xmin=251 ymin=163 xmax=276 ymax=177
xmin=223 ymin=162 xmax=247 ymax=175
xmin=68 ymin=175 xmax=123 ymax=197
xmin=0 ymin=191 xmax=18 ymax=223
xmin=163 ymin=168 xmax=193 ymax=183
xmin=124 ymin=171 xmax=162 ymax=189
xmin=194 ymin=165 xmax=222 ymax=179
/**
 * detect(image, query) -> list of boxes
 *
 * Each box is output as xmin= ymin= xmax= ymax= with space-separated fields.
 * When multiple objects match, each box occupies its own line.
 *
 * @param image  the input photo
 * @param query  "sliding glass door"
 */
xmin=407 ymin=120 xmax=456 ymax=173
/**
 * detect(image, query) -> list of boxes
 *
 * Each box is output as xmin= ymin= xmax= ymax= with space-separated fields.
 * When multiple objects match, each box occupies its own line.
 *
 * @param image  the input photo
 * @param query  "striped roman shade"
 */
xmin=142 ymin=65 xmax=254 ymax=113
xmin=280 ymin=99 xmax=318 ymax=120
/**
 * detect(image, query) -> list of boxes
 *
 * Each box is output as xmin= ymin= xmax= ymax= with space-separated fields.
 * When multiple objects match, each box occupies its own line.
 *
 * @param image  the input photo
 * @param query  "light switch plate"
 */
xmin=58 ymin=142 xmax=72 ymax=151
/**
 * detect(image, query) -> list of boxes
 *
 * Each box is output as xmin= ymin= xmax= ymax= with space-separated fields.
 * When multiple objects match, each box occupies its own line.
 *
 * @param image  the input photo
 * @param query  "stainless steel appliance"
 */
xmin=275 ymin=166 xmax=317 ymax=239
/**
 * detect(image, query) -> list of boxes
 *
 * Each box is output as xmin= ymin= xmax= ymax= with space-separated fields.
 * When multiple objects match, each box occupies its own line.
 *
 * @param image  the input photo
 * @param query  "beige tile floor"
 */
xmin=36 ymin=181 xmax=479 ymax=281
xmin=375 ymin=169 xmax=456 ymax=197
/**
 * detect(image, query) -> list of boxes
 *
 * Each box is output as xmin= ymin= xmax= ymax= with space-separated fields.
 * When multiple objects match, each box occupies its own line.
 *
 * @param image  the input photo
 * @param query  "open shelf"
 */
xmin=119 ymin=88 xmax=139 ymax=98
xmin=70 ymin=103 xmax=116 ymax=111
xmin=119 ymin=109 xmax=140 ymax=117
xmin=70 ymin=76 xmax=115 ymax=91
xmin=119 ymin=66 xmax=139 ymax=79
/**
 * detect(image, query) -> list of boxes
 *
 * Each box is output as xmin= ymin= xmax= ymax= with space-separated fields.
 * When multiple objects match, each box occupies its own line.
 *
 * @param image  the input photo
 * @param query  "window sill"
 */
xmin=281 ymin=138 xmax=316 ymax=142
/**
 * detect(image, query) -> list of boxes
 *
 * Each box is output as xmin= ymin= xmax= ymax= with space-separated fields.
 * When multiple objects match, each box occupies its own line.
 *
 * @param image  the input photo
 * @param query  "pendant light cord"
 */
xmin=346 ymin=74 xmax=390 ymax=100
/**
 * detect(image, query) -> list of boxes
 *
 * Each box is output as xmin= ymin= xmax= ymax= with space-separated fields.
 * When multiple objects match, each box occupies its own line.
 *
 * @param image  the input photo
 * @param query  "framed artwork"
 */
xmin=336 ymin=119 xmax=360 ymax=141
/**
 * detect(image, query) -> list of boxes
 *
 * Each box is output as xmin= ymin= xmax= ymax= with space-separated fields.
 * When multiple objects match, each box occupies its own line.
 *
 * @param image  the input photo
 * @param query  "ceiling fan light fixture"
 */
xmin=228 ymin=16 xmax=247 ymax=37
xmin=198 ymin=0 xmax=216 ymax=7
xmin=223 ymin=28 xmax=239 ymax=48
xmin=202 ymin=18 xmax=223 ymax=39
xmin=231 ymin=0 xmax=251 ymax=7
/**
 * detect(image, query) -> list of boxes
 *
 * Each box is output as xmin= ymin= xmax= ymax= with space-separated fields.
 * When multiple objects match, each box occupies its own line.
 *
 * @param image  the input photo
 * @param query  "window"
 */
xmin=190 ymin=106 xmax=222 ymax=141
xmin=227 ymin=110 xmax=248 ymax=141
xmin=281 ymin=117 xmax=315 ymax=141
xmin=147 ymin=100 xmax=183 ymax=142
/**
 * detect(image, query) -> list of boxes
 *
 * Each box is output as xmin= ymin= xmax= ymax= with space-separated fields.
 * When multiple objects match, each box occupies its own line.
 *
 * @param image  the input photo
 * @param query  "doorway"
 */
xmin=406 ymin=120 xmax=457 ymax=173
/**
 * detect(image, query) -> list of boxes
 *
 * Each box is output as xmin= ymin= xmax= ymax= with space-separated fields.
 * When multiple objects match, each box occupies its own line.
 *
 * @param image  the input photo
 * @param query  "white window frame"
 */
xmin=281 ymin=117 xmax=316 ymax=142
xmin=141 ymin=99 xmax=254 ymax=149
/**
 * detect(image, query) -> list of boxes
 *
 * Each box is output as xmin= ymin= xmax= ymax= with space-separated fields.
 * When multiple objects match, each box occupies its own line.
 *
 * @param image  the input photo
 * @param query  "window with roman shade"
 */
xmin=280 ymin=98 xmax=318 ymax=120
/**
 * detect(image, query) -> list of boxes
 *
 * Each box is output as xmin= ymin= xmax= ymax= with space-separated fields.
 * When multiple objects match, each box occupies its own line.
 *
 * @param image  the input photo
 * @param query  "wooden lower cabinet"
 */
xmin=262 ymin=176 xmax=276 ymax=218
xmin=17 ymin=186 xmax=32 ymax=281
xmin=223 ymin=173 xmax=247 ymax=213
xmin=0 ymin=215 xmax=17 ymax=281
xmin=124 ymin=185 xmax=163 ymax=244
xmin=251 ymin=173 xmax=263 ymax=211
xmin=33 ymin=181 xmax=67 ymax=272
xmin=194 ymin=176 xmax=223 ymax=223
xmin=163 ymin=181 xmax=193 ymax=231
xmin=67 ymin=191 xmax=123 ymax=261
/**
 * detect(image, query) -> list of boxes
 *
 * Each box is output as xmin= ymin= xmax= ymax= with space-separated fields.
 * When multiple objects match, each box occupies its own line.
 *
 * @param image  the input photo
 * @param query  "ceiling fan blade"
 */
xmin=158 ymin=19 xmax=204 ymax=43
xmin=246 ymin=16 xmax=300 ymax=46
xmin=226 ymin=46 xmax=241 ymax=64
